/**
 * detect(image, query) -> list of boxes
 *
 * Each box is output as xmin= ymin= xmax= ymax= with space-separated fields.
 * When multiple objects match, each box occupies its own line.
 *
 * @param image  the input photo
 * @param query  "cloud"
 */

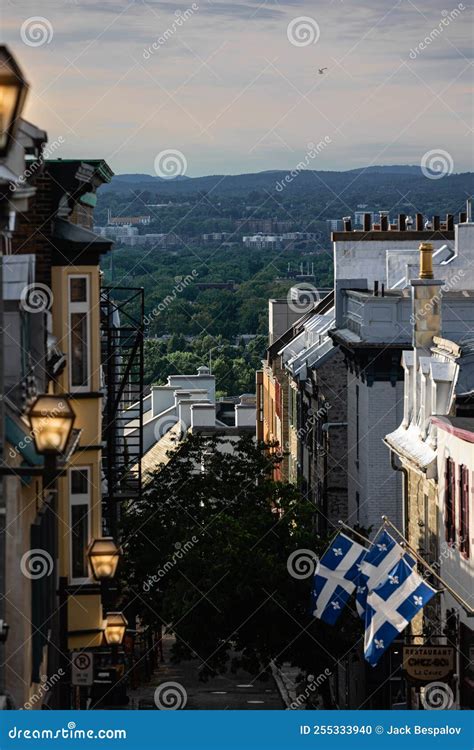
xmin=3 ymin=0 xmax=472 ymax=174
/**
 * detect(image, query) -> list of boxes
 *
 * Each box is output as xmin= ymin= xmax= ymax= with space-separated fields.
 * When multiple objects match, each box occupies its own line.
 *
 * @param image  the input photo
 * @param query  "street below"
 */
xmin=128 ymin=636 xmax=284 ymax=710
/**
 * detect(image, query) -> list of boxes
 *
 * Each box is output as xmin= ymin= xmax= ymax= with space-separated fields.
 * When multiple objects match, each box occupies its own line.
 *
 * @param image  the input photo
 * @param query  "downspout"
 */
xmin=390 ymin=450 xmax=409 ymax=541
xmin=321 ymin=422 xmax=347 ymax=532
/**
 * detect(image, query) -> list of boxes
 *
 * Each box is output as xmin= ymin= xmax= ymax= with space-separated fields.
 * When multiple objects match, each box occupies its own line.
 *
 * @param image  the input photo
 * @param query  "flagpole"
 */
xmin=381 ymin=515 xmax=474 ymax=615
xmin=337 ymin=520 xmax=375 ymax=548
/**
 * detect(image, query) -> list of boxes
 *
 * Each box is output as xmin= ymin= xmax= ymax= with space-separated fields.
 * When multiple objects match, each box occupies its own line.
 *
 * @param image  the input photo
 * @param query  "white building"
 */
xmin=125 ymin=367 xmax=256 ymax=477
xmin=383 ymin=243 xmax=474 ymax=709
xmin=330 ymin=211 xmax=474 ymax=534
xmin=434 ymin=416 xmax=474 ymax=709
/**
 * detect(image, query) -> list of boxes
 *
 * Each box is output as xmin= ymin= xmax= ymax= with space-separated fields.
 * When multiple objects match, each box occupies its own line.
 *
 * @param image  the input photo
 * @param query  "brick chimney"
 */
xmin=411 ymin=242 xmax=443 ymax=353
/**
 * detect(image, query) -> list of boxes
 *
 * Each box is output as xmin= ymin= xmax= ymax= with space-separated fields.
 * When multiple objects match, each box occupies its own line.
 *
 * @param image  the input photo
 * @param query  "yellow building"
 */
xmin=5 ymin=158 xmax=114 ymax=707
xmin=48 ymin=160 xmax=114 ymax=654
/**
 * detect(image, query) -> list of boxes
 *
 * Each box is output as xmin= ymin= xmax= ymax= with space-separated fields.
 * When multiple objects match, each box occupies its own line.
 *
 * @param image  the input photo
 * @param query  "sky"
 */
xmin=2 ymin=0 xmax=473 ymax=176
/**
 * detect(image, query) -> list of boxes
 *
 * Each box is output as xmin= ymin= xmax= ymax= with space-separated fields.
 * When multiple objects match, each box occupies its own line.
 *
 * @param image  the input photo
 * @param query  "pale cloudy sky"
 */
xmin=2 ymin=0 xmax=473 ymax=176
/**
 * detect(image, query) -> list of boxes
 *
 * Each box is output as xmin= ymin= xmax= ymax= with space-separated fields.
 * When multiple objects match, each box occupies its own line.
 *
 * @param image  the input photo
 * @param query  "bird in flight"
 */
xmin=318 ymin=67 xmax=328 ymax=74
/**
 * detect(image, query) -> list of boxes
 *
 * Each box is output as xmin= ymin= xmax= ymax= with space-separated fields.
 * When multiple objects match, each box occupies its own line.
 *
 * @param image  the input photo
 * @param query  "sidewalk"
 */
xmin=128 ymin=634 xmax=284 ymax=710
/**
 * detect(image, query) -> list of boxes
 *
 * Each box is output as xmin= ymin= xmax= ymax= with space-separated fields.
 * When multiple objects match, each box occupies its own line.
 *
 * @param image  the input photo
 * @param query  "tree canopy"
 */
xmin=120 ymin=434 xmax=363 ymax=705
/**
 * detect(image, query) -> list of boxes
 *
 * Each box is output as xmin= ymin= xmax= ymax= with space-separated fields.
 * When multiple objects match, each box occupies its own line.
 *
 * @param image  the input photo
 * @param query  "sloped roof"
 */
xmin=140 ymin=422 xmax=184 ymax=484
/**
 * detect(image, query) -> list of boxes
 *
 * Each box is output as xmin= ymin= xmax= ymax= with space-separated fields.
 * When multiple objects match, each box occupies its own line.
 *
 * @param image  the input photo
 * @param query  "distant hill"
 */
xmin=100 ymin=165 xmax=472 ymax=200
xmin=96 ymin=166 xmax=473 ymax=228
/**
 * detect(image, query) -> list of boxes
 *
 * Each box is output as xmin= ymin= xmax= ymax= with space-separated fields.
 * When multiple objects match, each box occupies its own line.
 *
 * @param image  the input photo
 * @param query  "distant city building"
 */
xmin=236 ymin=218 xmax=293 ymax=234
xmin=242 ymin=232 xmax=316 ymax=250
xmin=106 ymin=208 xmax=151 ymax=225
xmin=94 ymin=227 xmax=181 ymax=248
xmin=94 ymin=224 xmax=139 ymax=242
xmin=202 ymin=232 xmax=232 ymax=243
xmin=243 ymin=234 xmax=282 ymax=250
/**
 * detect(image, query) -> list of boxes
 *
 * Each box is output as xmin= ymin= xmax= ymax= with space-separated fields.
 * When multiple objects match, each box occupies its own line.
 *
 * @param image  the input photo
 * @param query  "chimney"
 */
xmin=411 ymin=242 xmax=443 ymax=353
xmin=459 ymin=211 xmax=467 ymax=223
xmin=343 ymin=216 xmax=352 ymax=232
xmin=363 ymin=213 xmax=371 ymax=231
xmin=446 ymin=214 xmax=454 ymax=231
xmin=398 ymin=213 xmax=406 ymax=231
xmin=433 ymin=215 xmax=440 ymax=231
xmin=380 ymin=211 xmax=389 ymax=231
xmin=416 ymin=213 xmax=424 ymax=231
xmin=467 ymin=197 xmax=472 ymax=223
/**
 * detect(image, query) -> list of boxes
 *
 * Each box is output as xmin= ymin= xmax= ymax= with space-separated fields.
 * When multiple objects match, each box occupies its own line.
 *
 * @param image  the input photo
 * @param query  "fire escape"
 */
xmin=100 ymin=287 xmax=144 ymax=538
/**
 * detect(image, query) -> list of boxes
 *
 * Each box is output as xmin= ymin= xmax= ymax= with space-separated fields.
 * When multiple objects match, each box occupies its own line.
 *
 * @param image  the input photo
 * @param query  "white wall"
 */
xmin=334 ymin=238 xmax=454 ymax=291
xmin=436 ymin=427 xmax=474 ymax=631
xmin=347 ymin=375 xmax=404 ymax=534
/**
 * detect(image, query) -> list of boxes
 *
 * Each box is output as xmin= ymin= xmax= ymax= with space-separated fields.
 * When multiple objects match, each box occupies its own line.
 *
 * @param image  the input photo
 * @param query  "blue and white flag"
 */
xmin=364 ymin=557 xmax=437 ymax=666
xmin=355 ymin=529 xmax=415 ymax=618
xmin=312 ymin=532 xmax=368 ymax=625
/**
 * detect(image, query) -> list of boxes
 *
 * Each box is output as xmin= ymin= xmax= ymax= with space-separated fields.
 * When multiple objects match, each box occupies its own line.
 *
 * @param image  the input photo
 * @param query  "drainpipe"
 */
xmin=390 ymin=450 xmax=409 ymax=540
xmin=0 ymin=222 xmax=6 ymax=702
xmin=321 ymin=423 xmax=347 ymax=532
xmin=0 ymin=209 xmax=14 ymax=704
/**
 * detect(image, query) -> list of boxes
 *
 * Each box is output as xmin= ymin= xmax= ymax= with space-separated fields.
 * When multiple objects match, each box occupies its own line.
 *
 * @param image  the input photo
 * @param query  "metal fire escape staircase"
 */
xmin=100 ymin=287 xmax=144 ymax=536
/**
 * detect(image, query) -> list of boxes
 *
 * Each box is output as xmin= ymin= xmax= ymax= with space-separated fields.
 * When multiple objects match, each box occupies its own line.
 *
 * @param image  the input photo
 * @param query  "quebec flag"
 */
xmin=355 ymin=529 xmax=415 ymax=618
xmin=312 ymin=532 xmax=368 ymax=625
xmin=364 ymin=556 xmax=437 ymax=666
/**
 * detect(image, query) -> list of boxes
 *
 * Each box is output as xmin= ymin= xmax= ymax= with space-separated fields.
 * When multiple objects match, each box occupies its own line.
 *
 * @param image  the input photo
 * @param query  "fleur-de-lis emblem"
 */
xmin=374 ymin=638 xmax=384 ymax=649
xmin=413 ymin=595 xmax=423 ymax=606
xmin=357 ymin=586 xmax=365 ymax=594
xmin=330 ymin=601 xmax=341 ymax=610
xmin=388 ymin=574 xmax=399 ymax=585
xmin=377 ymin=543 xmax=387 ymax=551
xmin=356 ymin=563 xmax=362 ymax=571
xmin=332 ymin=547 xmax=343 ymax=557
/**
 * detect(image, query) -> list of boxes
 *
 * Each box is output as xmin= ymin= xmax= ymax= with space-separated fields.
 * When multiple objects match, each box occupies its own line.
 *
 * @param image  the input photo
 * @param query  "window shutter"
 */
xmin=445 ymin=458 xmax=456 ymax=544
xmin=459 ymin=465 xmax=470 ymax=558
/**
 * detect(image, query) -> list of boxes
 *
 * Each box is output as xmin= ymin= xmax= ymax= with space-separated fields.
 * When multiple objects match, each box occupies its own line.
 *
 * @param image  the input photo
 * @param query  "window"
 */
xmin=459 ymin=465 xmax=470 ymax=558
xmin=445 ymin=458 xmax=456 ymax=545
xmin=70 ymin=467 xmax=91 ymax=581
xmin=68 ymin=275 xmax=90 ymax=390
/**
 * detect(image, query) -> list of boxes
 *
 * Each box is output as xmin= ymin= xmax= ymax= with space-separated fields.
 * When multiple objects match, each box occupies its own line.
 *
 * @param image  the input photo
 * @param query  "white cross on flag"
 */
xmin=355 ymin=529 xmax=415 ymax=618
xmin=312 ymin=532 xmax=368 ymax=625
xmin=364 ymin=556 xmax=437 ymax=666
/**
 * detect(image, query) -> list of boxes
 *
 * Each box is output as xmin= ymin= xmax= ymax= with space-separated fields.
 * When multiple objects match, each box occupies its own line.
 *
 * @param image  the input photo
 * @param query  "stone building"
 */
xmin=385 ymin=242 xmax=474 ymax=709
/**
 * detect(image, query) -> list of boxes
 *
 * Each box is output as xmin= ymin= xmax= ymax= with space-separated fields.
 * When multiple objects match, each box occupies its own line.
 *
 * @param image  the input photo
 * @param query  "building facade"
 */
xmin=384 ymin=242 xmax=474 ymax=709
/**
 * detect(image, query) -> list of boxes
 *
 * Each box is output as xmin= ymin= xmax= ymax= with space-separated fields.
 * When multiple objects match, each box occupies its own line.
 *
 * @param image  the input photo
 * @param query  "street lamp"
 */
xmin=28 ymin=394 xmax=75 ymax=710
xmin=0 ymin=46 xmax=29 ymax=157
xmin=104 ymin=612 xmax=127 ymax=646
xmin=87 ymin=537 xmax=122 ymax=581
xmin=28 ymin=394 xmax=76 ymax=456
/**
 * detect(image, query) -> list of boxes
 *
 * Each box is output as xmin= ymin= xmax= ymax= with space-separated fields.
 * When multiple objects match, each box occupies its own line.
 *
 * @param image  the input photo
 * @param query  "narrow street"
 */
xmin=129 ymin=636 xmax=284 ymax=710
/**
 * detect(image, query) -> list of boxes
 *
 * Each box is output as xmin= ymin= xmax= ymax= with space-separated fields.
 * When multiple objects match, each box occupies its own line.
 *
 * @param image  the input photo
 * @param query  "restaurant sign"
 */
xmin=403 ymin=646 xmax=454 ymax=683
